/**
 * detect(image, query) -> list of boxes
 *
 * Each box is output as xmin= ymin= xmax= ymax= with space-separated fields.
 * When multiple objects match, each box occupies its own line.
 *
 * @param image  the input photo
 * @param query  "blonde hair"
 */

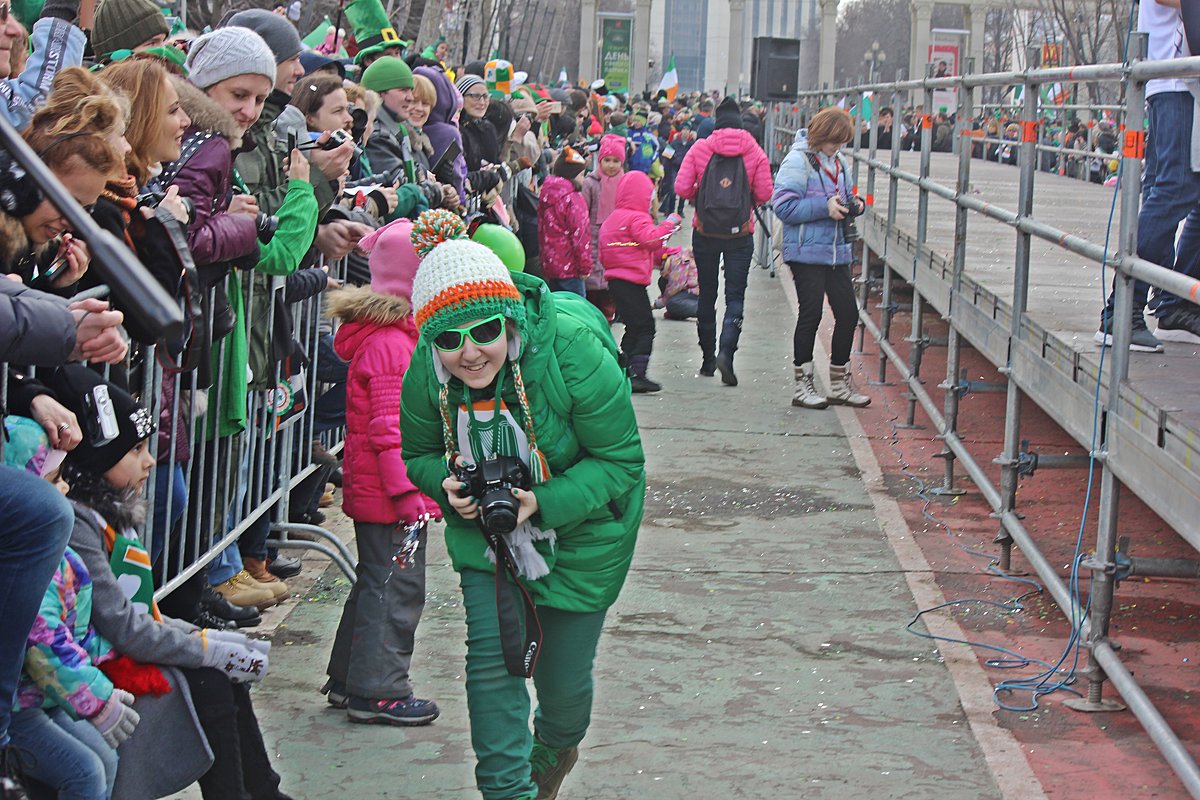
xmin=412 ymin=73 xmax=437 ymax=109
xmin=25 ymin=67 xmax=124 ymax=178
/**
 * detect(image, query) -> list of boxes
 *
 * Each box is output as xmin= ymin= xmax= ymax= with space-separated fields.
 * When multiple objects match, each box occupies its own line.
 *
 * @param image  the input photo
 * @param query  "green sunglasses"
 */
xmin=433 ymin=314 xmax=506 ymax=352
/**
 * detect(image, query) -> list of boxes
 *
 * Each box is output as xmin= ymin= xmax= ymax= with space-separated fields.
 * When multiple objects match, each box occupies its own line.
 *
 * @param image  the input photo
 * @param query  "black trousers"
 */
xmin=608 ymin=278 xmax=656 ymax=358
xmin=181 ymin=667 xmax=290 ymax=800
xmin=789 ymin=262 xmax=858 ymax=366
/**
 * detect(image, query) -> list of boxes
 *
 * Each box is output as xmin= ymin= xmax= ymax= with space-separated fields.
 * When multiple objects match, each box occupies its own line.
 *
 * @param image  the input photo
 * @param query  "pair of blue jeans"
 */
xmin=458 ymin=569 xmax=607 ymax=800
xmin=1104 ymin=91 xmax=1200 ymax=321
xmin=8 ymin=706 xmax=118 ymax=800
xmin=691 ymin=231 xmax=755 ymax=359
xmin=0 ymin=466 xmax=73 ymax=746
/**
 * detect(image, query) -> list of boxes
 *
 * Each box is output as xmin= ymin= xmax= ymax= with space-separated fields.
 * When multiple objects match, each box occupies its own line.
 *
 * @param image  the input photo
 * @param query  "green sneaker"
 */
xmin=530 ymin=738 xmax=579 ymax=800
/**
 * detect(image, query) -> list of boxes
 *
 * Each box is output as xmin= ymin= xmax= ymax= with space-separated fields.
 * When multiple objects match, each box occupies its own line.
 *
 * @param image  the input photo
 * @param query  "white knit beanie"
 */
xmin=408 ymin=210 xmax=525 ymax=342
xmin=186 ymin=26 xmax=278 ymax=90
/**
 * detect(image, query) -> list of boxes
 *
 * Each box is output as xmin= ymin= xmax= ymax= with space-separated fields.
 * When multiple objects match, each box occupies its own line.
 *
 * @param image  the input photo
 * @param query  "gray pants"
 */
xmin=326 ymin=521 xmax=427 ymax=699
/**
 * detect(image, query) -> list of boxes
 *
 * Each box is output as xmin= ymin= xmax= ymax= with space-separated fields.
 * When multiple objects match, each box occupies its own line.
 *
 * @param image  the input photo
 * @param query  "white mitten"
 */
xmin=200 ymin=638 xmax=270 ymax=684
xmin=90 ymin=688 xmax=140 ymax=749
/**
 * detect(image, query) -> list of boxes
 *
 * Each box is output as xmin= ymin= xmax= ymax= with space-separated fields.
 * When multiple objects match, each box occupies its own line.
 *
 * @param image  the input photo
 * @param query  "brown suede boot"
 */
xmin=243 ymin=558 xmax=290 ymax=602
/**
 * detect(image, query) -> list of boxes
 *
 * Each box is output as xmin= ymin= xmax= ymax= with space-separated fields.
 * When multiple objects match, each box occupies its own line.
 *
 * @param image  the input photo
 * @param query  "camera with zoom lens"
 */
xmin=255 ymin=211 xmax=279 ymax=243
xmin=454 ymin=456 xmax=531 ymax=535
xmin=137 ymin=190 xmax=196 ymax=225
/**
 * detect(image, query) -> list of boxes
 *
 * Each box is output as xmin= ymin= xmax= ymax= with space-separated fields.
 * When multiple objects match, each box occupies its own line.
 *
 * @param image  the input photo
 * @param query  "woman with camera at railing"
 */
xmin=772 ymin=106 xmax=871 ymax=412
xmin=400 ymin=210 xmax=645 ymax=800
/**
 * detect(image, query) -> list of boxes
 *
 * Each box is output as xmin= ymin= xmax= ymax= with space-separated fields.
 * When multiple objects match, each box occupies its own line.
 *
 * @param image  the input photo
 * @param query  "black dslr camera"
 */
xmin=255 ymin=211 xmax=279 ymax=243
xmin=137 ymin=190 xmax=196 ymax=225
xmin=840 ymin=193 xmax=865 ymax=244
xmin=455 ymin=456 xmax=531 ymax=535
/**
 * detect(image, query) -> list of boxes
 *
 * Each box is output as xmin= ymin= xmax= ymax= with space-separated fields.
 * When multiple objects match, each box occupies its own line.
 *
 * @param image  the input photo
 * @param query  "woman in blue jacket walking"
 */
xmin=772 ymin=107 xmax=871 ymax=410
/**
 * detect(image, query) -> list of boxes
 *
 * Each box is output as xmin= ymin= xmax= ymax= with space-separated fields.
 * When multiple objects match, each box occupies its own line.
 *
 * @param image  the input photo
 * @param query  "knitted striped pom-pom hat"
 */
xmin=410 ymin=209 xmax=527 ymax=344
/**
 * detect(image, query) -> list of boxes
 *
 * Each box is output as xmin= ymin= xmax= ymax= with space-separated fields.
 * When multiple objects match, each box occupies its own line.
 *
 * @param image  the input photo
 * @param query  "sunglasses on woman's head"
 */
xmin=434 ymin=314 xmax=505 ymax=352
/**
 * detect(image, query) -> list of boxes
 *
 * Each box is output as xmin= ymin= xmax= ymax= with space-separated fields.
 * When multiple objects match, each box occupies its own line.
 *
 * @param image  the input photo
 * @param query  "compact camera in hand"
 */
xmin=454 ymin=456 xmax=531 ymax=535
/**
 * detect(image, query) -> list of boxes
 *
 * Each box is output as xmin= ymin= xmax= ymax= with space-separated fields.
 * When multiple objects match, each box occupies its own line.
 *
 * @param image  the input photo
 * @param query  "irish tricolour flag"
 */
xmin=657 ymin=55 xmax=678 ymax=101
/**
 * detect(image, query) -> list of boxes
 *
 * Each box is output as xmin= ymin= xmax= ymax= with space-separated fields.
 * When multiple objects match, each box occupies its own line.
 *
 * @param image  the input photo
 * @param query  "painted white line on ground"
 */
xmin=779 ymin=269 xmax=1047 ymax=800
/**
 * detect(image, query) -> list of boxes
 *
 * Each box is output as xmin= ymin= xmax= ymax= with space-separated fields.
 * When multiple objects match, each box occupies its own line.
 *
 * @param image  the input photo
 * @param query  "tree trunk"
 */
xmin=415 ymin=0 xmax=445 ymax=53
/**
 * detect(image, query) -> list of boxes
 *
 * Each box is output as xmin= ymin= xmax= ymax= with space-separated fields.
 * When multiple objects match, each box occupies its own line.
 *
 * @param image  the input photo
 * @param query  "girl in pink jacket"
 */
xmin=580 ymin=133 xmax=627 ymax=320
xmin=537 ymin=147 xmax=593 ymax=296
xmin=322 ymin=218 xmax=442 ymax=727
xmin=599 ymin=170 xmax=682 ymax=393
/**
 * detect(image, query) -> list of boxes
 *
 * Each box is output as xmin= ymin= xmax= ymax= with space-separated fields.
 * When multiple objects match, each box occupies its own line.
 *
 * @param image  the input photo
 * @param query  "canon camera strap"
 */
xmin=484 ymin=529 xmax=543 ymax=678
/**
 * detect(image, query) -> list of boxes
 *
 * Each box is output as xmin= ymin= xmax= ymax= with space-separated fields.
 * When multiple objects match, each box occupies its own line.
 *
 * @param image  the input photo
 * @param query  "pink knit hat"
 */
xmin=359 ymin=218 xmax=421 ymax=300
xmin=599 ymin=133 xmax=626 ymax=163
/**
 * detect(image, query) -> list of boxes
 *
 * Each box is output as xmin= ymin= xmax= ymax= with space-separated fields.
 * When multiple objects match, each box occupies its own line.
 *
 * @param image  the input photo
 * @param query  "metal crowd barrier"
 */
xmin=767 ymin=39 xmax=1200 ymax=797
xmin=143 ymin=259 xmax=356 ymax=599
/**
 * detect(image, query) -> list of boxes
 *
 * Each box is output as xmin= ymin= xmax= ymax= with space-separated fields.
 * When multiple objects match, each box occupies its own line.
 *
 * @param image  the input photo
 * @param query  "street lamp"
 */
xmin=864 ymin=40 xmax=887 ymax=81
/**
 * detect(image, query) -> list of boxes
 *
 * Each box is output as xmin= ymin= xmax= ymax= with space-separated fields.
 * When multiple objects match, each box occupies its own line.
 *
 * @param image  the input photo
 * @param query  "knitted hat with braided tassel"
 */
xmin=410 ymin=210 xmax=550 ymax=483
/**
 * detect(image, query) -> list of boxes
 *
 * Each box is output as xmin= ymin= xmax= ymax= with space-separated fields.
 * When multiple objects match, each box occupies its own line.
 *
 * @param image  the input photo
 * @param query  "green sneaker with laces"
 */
xmin=530 ymin=738 xmax=579 ymax=800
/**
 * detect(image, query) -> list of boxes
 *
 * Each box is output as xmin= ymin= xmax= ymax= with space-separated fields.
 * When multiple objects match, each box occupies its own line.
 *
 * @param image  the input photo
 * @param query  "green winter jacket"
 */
xmin=401 ymin=272 xmax=645 ymax=612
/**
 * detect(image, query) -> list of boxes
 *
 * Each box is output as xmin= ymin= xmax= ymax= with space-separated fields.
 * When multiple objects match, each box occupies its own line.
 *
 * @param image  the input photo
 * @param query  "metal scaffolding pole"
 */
xmin=875 ymin=69 xmax=904 ymax=386
xmin=1067 ymin=31 xmax=1151 ymax=716
xmin=855 ymin=65 xmax=878 ymax=355
xmin=993 ymin=46 xmax=1042 ymax=570
xmin=900 ymin=68 xmax=935 ymax=428
xmin=931 ymin=56 xmax=976 ymax=498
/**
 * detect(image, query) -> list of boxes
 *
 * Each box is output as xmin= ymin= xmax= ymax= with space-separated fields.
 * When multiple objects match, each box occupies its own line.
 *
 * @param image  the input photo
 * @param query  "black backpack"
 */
xmin=695 ymin=153 xmax=753 ymax=238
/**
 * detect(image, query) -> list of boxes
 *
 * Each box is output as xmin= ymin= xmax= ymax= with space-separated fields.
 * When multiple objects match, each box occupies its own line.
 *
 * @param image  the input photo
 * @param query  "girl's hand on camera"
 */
xmin=442 ymin=457 xmax=479 ymax=519
xmin=827 ymin=196 xmax=848 ymax=221
xmin=510 ymin=487 xmax=539 ymax=526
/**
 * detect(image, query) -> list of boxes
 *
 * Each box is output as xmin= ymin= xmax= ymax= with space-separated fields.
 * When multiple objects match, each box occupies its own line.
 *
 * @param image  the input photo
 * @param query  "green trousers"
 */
xmin=459 ymin=568 xmax=608 ymax=800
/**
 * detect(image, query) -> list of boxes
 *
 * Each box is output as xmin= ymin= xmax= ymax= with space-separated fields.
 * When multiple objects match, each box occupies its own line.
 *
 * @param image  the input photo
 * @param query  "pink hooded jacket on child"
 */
xmin=326 ymin=218 xmax=440 ymax=525
xmin=581 ymin=134 xmax=627 ymax=289
xmin=538 ymin=174 xmax=593 ymax=280
xmin=598 ymin=171 xmax=678 ymax=287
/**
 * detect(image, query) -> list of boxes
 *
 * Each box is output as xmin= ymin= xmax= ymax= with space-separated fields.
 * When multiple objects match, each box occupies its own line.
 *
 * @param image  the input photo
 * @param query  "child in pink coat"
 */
xmin=322 ymin=217 xmax=442 ymax=727
xmin=537 ymin=146 xmax=593 ymax=296
xmin=581 ymin=133 xmax=628 ymax=320
xmin=599 ymin=170 xmax=682 ymax=393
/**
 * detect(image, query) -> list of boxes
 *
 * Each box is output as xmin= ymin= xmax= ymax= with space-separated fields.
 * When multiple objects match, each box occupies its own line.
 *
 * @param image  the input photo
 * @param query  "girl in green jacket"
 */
xmin=400 ymin=210 xmax=646 ymax=800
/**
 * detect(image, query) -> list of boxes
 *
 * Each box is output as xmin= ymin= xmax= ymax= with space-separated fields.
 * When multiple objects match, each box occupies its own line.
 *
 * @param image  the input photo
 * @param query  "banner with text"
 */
xmin=599 ymin=14 xmax=633 ymax=92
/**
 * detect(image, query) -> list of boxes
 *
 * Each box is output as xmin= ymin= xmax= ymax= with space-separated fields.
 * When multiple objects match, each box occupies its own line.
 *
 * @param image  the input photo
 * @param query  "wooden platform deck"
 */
xmin=863 ymin=152 xmax=1200 ymax=547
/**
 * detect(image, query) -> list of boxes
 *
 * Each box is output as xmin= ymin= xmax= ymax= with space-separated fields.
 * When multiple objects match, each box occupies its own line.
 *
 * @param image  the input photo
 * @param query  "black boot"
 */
xmin=267 ymin=554 xmax=302 ymax=579
xmin=629 ymin=355 xmax=662 ymax=393
xmin=716 ymin=317 xmax=742 ymax=386
xmin=201 ymin=584 xmax=263 ymax=628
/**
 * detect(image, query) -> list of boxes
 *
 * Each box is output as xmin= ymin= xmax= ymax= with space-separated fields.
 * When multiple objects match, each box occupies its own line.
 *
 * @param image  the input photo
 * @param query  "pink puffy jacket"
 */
xmin=674 ymin=127 xmax=774 ymax=232
xmin=332 ymin=288 xmax=440 ymax=525
xmin=537 ymin=175 xmax=594 ymax=280
xmin=598 ymin=171 xmax=677 ymax=287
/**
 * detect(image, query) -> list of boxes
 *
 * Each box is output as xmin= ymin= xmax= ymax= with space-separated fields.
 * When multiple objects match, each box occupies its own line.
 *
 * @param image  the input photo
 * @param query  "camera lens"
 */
xmin=481 ymin=499 xmax=519 ymax=534
xmin=256 ymin=212 xmax=279 ymax=243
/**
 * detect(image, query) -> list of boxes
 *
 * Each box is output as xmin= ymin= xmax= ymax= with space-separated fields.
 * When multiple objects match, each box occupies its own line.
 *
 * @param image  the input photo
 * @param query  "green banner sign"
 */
xmin=599 ymin=15 xmax=633 ymax=92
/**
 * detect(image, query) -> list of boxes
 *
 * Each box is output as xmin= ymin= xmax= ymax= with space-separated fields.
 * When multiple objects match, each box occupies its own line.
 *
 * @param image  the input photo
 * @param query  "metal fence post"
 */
xmin=994 ymin=46 xmax=1042 ymax=570
xmin=931 ymin=58 xmax=975 ymax=497
xmin=854 ymin=65 xmax=878 ymax=354
xmin=900 ymin=66 xmax=936 ymax=428
xmin=875 ymin=68 xmax=905 ymax=385
xmin=1066 ymin=31 xmax=1150 ymax=715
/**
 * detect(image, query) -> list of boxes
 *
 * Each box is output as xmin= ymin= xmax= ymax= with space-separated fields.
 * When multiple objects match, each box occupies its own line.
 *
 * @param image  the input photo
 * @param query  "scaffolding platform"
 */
xmin=866 ymin=152 xmax=1200 ymax=547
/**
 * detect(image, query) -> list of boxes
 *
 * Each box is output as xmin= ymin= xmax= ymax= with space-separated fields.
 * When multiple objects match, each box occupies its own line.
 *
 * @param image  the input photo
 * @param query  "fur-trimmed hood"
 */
xmin=64 ymin=463 xmax=148 ymax=532
xmin=328 ymin=285 xmax=418 ymax=364
xmin=325 ymin=284 xmax=412 ymax=325
xmin=0 ymin=210 xmax=31 ymax=272
xmin=172 ymin=76 xmax=243 ymax=144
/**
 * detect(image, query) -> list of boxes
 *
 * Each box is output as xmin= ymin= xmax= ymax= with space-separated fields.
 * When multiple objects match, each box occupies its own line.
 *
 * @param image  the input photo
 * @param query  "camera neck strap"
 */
xmin=484 ymin=528 xmax=543 ymax=678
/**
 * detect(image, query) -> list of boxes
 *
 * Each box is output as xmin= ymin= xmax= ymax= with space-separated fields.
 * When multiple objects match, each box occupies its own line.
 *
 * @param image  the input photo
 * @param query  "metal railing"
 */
xmin=144 ymin=263 xmax=356 ymax=599
xmin=767 ymin=39 xmax=1200 ymax=797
